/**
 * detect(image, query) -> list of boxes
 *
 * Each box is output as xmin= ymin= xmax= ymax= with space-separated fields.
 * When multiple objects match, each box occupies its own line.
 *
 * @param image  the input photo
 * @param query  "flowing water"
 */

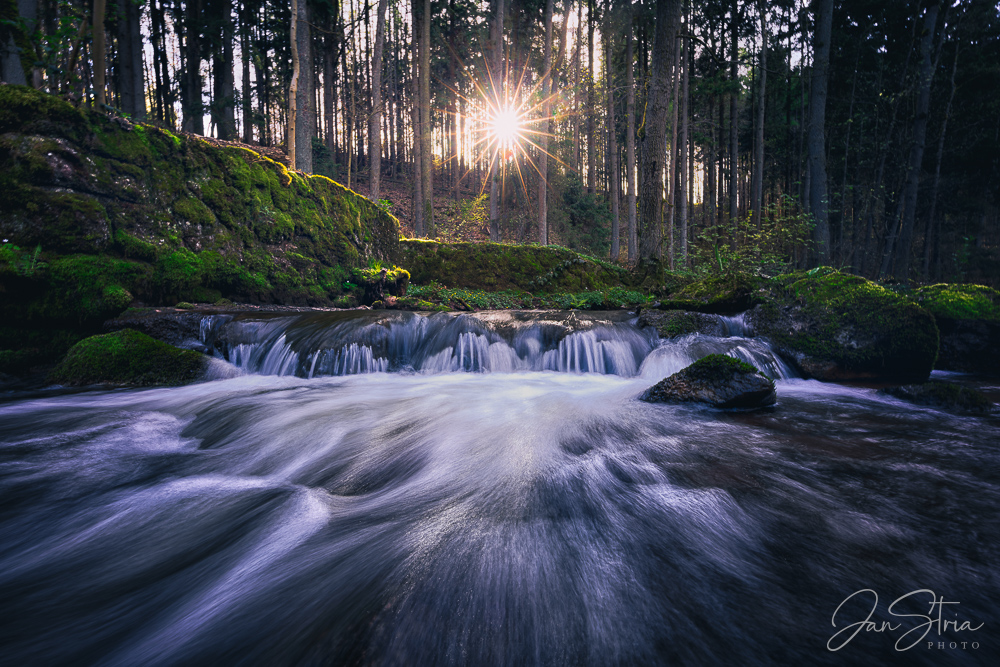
xmin=1 ymin=311 xmax=998 ymax=666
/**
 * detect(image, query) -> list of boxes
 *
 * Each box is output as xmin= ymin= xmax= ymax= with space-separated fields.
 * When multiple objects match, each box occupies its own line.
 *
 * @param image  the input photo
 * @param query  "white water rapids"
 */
xmin=0 ymin=310 xmax=997 ymax=666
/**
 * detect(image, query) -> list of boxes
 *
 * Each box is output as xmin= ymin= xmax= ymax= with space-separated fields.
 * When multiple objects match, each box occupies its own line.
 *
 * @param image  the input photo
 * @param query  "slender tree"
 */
xmin=370 ymin=0 xmax=389 ymax=201
xmin=625 ymin=0 xmax=637 ymax=262
xmin=808 ymin=0 xmax=833 ymax=265
xmin=538 ymin=0 xmax=553 ymax=245
xmin=93 ymin=0 xmax=107 ymax=106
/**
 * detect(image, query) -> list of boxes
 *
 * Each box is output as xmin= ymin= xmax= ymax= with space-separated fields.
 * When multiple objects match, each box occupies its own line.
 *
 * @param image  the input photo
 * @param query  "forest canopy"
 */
xmin=1 ymin=0 xmax=997 ymax=285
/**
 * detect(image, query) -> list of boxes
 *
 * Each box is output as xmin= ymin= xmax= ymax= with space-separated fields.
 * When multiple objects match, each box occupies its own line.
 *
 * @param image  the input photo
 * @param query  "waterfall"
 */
xmin=197 ymin=310 xmax=794 ymax=380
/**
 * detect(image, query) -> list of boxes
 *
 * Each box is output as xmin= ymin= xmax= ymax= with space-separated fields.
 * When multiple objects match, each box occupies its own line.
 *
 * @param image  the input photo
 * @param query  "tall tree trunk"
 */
xmin=808 ymin=0 xmax=833 ymax=265
xmin=116 ymin=0 xmax=144 ymax=118
xmin=489 ymin=0 xmax=505 ymax=241
xmin=625 ymin=2 xmax=637 ymax=262
xmin=289 ymin=0 xmax=299 ymax=166
xmin=892 ymin=0 xmax=941 ymax=282
xmin=728 ymin=0 xmax=738 ymax=240
xmin=215 ymin=1 xmax=235 ymax=138
xmin=93 ymin=0 xmax=107 ymax=105
xmin=294 ymin=0 xmax=313 ymax=172
xmin=678 ymin=6 xmax=689 ymax=265
xmin=667 ymin=30 xmax=679 ymax=267
xmin=420 ymin=0 xmax=433 ymax=235
xmin=324 ymin=37 xmax=336 ymax=155
xmin=241 ymin=0 xmax=253 ymax=142
xmin=923 ymin=44 xmax=958 ymax=281
xmin=573 ymin=0 xmax=581 ymax=173
xmin=606 ymin=0 xmax=619 ymax=260
xmin=410 ymin=3 xmax=423 ymax=235
xmin=586 ymin=0 xmax=596 ymax=194
xmin=637 ymin=0 xmax=682 ymax=259
xmin=751 ymin=3 xmax=766 ymax=230
xmin=370 ymin=0 xmax=388 ymax=201
xmin=182 ymin=0 xmax=204 ymax=133
xmin=538 ymin=0 xmax=553 ymax=245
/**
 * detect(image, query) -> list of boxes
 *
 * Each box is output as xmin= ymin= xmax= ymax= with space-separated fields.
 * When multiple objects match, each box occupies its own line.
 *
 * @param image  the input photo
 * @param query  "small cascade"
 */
xmin=720 ymin=312 xmax=752 ymax=337
xmin=196 ymin=309 xmax=795 ymax=380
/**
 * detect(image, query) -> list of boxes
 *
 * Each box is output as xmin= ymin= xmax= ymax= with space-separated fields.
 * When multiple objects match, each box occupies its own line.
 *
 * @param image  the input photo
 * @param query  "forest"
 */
xmin=2 ymin=0 xmax=997 ymax=286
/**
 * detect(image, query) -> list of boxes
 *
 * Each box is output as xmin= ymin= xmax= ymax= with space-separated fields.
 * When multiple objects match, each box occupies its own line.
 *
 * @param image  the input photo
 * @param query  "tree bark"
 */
xmin=625 ymin=2 xmax=637 ymax=262
xmin=370 ymin=0 xmax=388 ymax=201
xmin=728 ymin=0 xmax=738 ymax=240
xmin=606 ymin=0 xmax=619 ymax=260
xmin=410 ymin=2 xmax=423 ymax=235
xmin=489 ymin=0 xmax=505 ymax=242
xmin=892 ymin=0 xmax=941 ymax=282
xmin=93 ymin=0 xmax=106 ymax=105
xmin=538 ymin=0 xmax=553 ymax=245
xmin=419 ymin=0 xmax=433 ymax=236
xmin=289 ymin=0 xmax=299 ymax=166
xmin=679 ymin=6 xmax=690 ymax=265
xmin=923 ymin=43 xmax=958 ymax=281
xmin=586 ymin=0 xmax=596 ymax=194
xmin=808 ymin=0 xmax=833 ymax=265
xmin=637 ymin=0 xmax=682 ymax=259
xmin=294 ymin=0 xmax=313 ymax=172
xmin=751 ymin=2 xmax=766 ymax=230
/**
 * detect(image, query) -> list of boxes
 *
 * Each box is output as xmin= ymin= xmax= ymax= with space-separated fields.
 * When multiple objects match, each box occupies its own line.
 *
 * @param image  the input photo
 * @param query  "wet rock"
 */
xmin=640 ymin=354 xmax=776 ymax=409
xmin=637 ymin=309 xmax=724 ymax=339
xmin=49 ymin=329 xmax=206 ymax=387
xmin=106 ymin=309 xmax=206 ymax=347
xmin=746 ymin=268 xmax=938 ymax=382
xmin=911 ymin=284 xmax=1000 ymax=375
xmin=881 ymin=381 xmax=994 ymax=415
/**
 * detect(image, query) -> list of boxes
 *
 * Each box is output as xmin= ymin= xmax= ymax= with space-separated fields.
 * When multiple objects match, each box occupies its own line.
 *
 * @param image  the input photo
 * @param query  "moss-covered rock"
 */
xmin=657 ymin=273 xmax=774 ymax=314
xmin=746 ymin=268 xmax=939 ymax=382
xmin=640 ymin=354 xmax=776 ymax=409
xmin=637 ymin=310 xmax=724 ymax=339
xmin=0 ymin=85 xmax=398 ymax=312
xmin=910 ymin=283 xmax=1000 ymax=374
xmin=49 ymin=329 xmax=205 ymax=386
xmin=398 ymin=239 xmax=629 ymax=293
xmin=881 ymin=381 xmax=994 ymax=415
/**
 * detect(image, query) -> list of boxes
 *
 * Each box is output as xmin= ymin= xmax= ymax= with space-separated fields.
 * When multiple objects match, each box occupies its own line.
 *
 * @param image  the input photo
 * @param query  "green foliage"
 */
xmin=546 ymin=174 xmax=611 ymax=258
xmin=687 ymin=353 xmax=761 ymax=379
xmin=0 ymin=243 xmax=46 ymax=276
xmin=688 ymin=195 xmax=813 ymax=277
xmin=49 ymin=329 xmax=204 ymax=386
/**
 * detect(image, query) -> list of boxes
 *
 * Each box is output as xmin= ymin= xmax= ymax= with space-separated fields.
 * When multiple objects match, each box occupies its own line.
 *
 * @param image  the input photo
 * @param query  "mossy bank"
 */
xmin=49 ymin=329 xmax=205 ymax=386
xmin=0 ymin=85 xmax=398 ymax=371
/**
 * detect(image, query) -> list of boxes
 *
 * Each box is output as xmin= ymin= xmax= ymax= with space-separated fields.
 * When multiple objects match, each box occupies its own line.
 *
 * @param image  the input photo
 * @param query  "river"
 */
xmin=1 ymin=311 xmax=997 ymax=665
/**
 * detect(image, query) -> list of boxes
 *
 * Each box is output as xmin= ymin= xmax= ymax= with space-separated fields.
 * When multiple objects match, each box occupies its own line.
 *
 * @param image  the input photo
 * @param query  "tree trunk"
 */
xmin=489 ymin=0 xmax=505 ymax=242
xmin=808 ymin=0 xmax=833 ymax=265
xmin=728 ymin=0 xmax=738 ymax=240
xmin=93 ymin=0 xmax=106 ymax=105
xmin=625 ymin=3 xmax=637 ymax=262
xmin=751 ymin=3 xmax=766 ymax=230
xmin=923 ymin=44 xmax=958 ymax=281
xmin=679 ymin=7 xmax=690 ymax=265
xmin=217 ymin=1 xmax=235 ymax=138
xmin=586 ymin=0 xmax=596 ymax=194
xmin=294 ymin=0 xmax=313 ymax=172
xmin=410 ymin=3 xmax=423 ymax=235
xmin=241 ymin=0 xmax=253 ymax=142
xmin=637 ymin=0 xmax=682 ymax=259
xmin=420 ymin=0 xmax=433 ymax=236
xmin=667 ymin=31 xmax=679 ymax=267
xmin=606 ymin=0 xmax=619 ymax=260
xmin=182 ymin=0 xmax=204 ymax=133
xmin=289 ymin=0 xmax=299 ymax=166
xmin=538 ymin=0 xmax=553 ymax=245
xmin=370 ymin=0 xmax=388 ymax=201
xmin=892 ymin=0 xmax=941 ymax=282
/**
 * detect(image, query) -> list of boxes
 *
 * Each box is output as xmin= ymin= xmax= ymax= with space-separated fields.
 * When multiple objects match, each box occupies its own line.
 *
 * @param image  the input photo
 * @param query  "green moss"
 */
xmin=660 ymin=272 xmax=774 ymax=313
xmin=911 ymin=284 xmax=1000 ymax=322
xmin=687 ymin=354 xmax=760 ymax=378
xmin=50 ymin=329 xmax=204 ymax=386
xmin=172 ymin=196 xmax=216 ymax=227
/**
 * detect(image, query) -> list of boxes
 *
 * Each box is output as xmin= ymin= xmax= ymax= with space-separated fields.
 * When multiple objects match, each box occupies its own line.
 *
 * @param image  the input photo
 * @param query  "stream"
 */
xmin=1 ymin=310 xmax=997 ymax=665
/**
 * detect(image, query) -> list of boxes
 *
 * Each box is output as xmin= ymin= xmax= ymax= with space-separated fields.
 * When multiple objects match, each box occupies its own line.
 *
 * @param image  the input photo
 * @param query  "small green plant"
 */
xmin=377 ymin=199 xmax=393 ymax=214
xmin=0 ymin=243 xmax=47 ymax=277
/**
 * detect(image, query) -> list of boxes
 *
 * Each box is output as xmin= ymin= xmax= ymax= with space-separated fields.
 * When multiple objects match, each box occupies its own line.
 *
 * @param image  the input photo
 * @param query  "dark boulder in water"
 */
xmin=49 ymin=328 xmax=205 ymax=386
xmin=881 ymin=381 xmax=994 ymax=415
xmin=640 ymin=354 xmax=776 ymax=409
xmin=637 ymin=309 xmax=724 ymax=339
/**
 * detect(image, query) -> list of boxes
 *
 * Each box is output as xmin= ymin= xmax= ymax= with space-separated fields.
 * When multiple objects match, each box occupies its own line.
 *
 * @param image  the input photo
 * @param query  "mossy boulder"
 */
xmin=637 ymin=310 xmax=724 ymax=339
xmin=746 ymin=268 xmax=939 ymax=382
xmin=658 ymin=272 xmax=774 ymax=314
xmin=910 ymin=284 xmax=1000 ymax=374
xmin=881 ymin=381 xmax=994 ymax=416
xmin=640 ymin=354 xmax=776 ymax=409
xmin=0 ymin=85 xmax=398 ymax=312
xmin=49 ymin=329 xmax=205 ymax=386
xmin=398 ymin=239 xmax=628 ymax=293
